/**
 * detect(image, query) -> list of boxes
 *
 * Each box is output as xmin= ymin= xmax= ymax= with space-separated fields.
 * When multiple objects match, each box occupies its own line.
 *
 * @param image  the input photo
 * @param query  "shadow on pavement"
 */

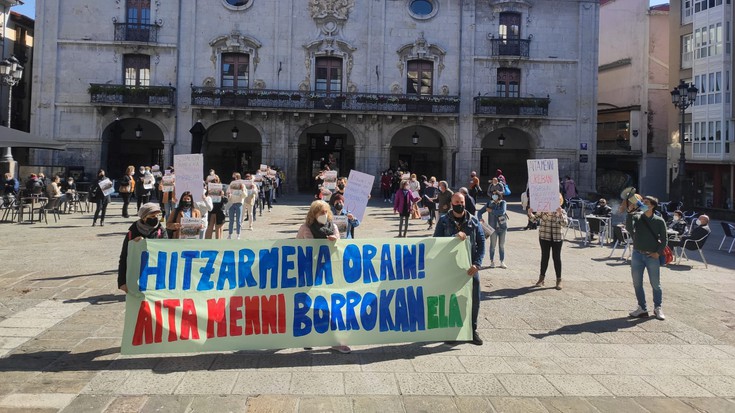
xmin=481 ymin=286 xmax=547 ymax=300
xmin=63 ymin=293 xmax=125 ymax=305
xmin=529 ymin=316 xmax=651 ymax=339
xmin=31 ymin=269 xmax=117 ymax=281
xmin=96 ymin=232 xmax=128 ymax=237
xmin=0 ymin=342 xmax=453 ymax=373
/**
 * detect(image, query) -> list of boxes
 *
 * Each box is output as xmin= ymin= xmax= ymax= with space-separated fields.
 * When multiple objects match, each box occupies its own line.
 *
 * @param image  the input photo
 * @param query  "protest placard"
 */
xmin=143 ymin=174 xmax=155 ymax=190
xmin=343 ymin=170 xmax=374 ymax=221
xmin=174 ymin=154 xmax=204 ymax=201
xmin=179 ymin=217 xmax=203 ymax=239
xmin=99 ymin=178 xmax=114 ymax=197
xmin=121 ymin=237 xmax=472 ymax=355
xmin=323 ymin=171 xmax=338 ymax=190
xmin=208 ymin=183 xmax=224 ymax=203
xmin=333 ymin=215 xmax=349 ymax=234
xmin=527 ymin=159 xmax=560 ymax=212
xmin=162 ymin=175 xmax=175 ymax=193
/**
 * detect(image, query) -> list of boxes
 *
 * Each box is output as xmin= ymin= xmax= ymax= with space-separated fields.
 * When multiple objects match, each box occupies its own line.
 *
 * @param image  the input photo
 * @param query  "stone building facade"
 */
xmin=31 ymin=0 xmax=599 ymax=193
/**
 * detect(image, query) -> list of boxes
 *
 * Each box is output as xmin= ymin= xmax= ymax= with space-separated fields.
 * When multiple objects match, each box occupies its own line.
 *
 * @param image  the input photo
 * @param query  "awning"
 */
xmin=0 ymin=126 xmax=67 ymax=150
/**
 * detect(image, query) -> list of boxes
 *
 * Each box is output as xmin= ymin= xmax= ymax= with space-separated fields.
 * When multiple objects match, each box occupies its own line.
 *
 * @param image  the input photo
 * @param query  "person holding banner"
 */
xmin=528 ymin=194 xmax=568 ymax=290
xmin=295 ymin=200 xmax=351 ymax=353
xmin=433 ymin=192 xmax=485 ymax=346
xmin=117 ymin=202 xmax=168 ymax=293
xmin=90 ymin=169 xmax=111 ymax=227
xmin=331 ymin=194 xmax=360 ymax=239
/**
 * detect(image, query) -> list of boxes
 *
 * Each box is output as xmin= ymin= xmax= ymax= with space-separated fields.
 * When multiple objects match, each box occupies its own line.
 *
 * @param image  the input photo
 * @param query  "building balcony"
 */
xmin=190 ymin=88 xmax=460 ymax=114
xmin=113 ymin=22 xmax=160 ymax=43
xmin=489 ymin=38 xmax=531 ymax=58
xmin=473 ymin=96 xmax=549 ymax=117
xmin=89 ymin=84 xmax=176 ymax=107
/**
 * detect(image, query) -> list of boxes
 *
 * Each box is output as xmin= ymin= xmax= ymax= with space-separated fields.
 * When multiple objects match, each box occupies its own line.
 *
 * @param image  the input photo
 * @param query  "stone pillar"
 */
xmin=443 ymin=146 xmax=456 ymax=188
xmin=287 ymin=142 xmax=299 ymax=193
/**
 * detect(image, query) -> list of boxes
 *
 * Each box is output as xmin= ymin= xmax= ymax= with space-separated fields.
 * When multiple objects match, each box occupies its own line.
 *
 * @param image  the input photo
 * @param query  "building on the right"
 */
xmin=669 ymin=0 xmax=734 ymax=211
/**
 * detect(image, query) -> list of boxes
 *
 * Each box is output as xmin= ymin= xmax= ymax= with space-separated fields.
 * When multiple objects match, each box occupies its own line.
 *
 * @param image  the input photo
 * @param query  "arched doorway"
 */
xmin=390 ymin=126 xmax=444 ymax=179
xmin=297 ymin=124 xmax=355 ymax=192
xmin=203 ymin=121 xmax=262 ymax=177
xmin=102 ymin=118 xmax=164 ymax=180
xmin=480 ymin=127 xmax=532 ymax=192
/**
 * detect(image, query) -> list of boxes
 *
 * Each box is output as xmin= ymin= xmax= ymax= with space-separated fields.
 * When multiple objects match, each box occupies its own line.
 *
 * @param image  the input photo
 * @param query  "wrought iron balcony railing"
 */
xmin=114 ymin=22 xmax=160 ymax=43
xmin=474 ymin=96 xmax=549 ymax=116
xmin=190 ymin=88 xmax=460 ymax=114
xmin=489 ymin=38 xmax=531 ymax=58
xmin=89 ymin=84 xmax=176 ymax=106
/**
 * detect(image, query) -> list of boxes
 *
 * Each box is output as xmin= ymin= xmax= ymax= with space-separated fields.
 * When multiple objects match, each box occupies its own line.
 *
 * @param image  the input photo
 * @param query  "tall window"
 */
xmin=682 ymin=0 xmax=693 ymax=24
xmin=126 ymin=0 xmax=151 ymax=42
xmin=499 ymin=12 xmax=521 ymax=39
xmin=315 ymin=57 xmax=342 ymax=94
xmin=406 ymin=60 xmax=433 ymax=95
xmin=682 ymin=34 xmax=693 ymax=69
xmin=221 ymin=53 xmax=249 ymax=89
xmin=496 ymin=68 xmax=520 ymax=98
xmin=124 ymin=54 xmax=150 ymax=86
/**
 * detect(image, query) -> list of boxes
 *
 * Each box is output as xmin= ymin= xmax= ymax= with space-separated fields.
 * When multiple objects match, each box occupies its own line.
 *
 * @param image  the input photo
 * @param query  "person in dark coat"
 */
xmin=90 ymin=169 xmax=111 ymax=226
xmin=117 ymin=202 xmax=168 ymax=293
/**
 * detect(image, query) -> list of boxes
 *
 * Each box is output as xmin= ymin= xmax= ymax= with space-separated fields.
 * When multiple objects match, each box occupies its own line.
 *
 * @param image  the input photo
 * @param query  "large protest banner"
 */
xmin=527 ymin=159 xmax=560 ymax=212
xmin=343 ymin=170 xmax=375 ymax=221
xmin=121 ymin=237 xmax=472 ymax=355
xmin=174 ymin=154 xmax=204 ymax=201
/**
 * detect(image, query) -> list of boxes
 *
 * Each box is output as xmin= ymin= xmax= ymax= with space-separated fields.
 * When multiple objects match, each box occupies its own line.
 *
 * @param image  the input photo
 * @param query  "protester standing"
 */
xmin=117 ymin=202 xmax=168 ymax=293
xmin=227 ymin=173 xmax=245 ymax=239
xmin=393 ymin=180 xmax=419 ymax=237
xmin=528 ymin=194 xmax=568 ymax=290
xmin=90 ymin=169 xmax=111 ymax=227
xmin=478 ymin=190 xmax=508 ymax=269
xmin=119 ymin=166 xmax=134 ymax=218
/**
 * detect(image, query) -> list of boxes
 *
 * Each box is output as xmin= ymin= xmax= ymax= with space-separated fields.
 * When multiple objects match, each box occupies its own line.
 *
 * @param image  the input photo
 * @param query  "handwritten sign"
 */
xmin=527 ymin=159 xmax=560 ymax=212
xmin=121 ymin=237 xmax=472 ymax=355
xmin=174 ymin=154 xmax=204 ymax=201
xmin=343 ymin=170 xmax=375 ymax=222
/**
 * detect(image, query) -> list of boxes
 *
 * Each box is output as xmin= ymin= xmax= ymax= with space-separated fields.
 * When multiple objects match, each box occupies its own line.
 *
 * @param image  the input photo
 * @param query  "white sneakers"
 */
xmin=236 ymin=233 xmax=241 ymax=240
xmin=489 ymin=261 xmax=495 ymax=268
xmin=499 ymin=262 xmax=507 ymax=269
xmin=629 ymin=306 xmax=649 ymax=318
xmin=654 ymin=307 xmax=666 ymax=320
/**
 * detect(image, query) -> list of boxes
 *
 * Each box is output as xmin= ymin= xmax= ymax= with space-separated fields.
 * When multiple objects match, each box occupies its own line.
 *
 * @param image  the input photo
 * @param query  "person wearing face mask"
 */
xmin=478 ymin=190 xmax=508 ymax=269
xmin=227 ymin=173 xmax=245 ymax=239
xmin=296 ymin=200 xmax=350 ymax=354
xmin=117 ymin=202 xmax=168 ymax=293
xmin=119 ymin=166 xmax=134 ymax=218
xmin=433 ymin=192 xmax=485 ymax=346
xmin=393 ymin=180 xmax=420 ymax=237
xmin=166 ymin=191 xmax=202 ymax=239
xmin=668 ymin=214 xmax=710 ymax=250
xmin=622 ymin=195 xmax=668 ymax=320
xmin=668 ymin=210 xmax=687 ymax=236
xmin=528 ymin=193 xmax=569 ymax=290
xmin=90 ymin=169 xmax=111 ymax=226
xmin=135 ymin=166 xmax=152 ymax=212
xmin=330 ymin=194 xmax=360 ymax=239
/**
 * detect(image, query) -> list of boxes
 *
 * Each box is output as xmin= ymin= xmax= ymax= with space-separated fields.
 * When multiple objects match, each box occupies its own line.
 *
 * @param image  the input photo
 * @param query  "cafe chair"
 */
xmin=609 ymin=225 xmax=633 ymax=260
xmin=41 ymin=197 xmax=63 ymax=223
xmin=719 ymin=222 xmax=735 ymax=253
xmin=676 ymin=232 xmax=710 ymax=269
xmin=564 ymin=216 xmax=583 ymax=240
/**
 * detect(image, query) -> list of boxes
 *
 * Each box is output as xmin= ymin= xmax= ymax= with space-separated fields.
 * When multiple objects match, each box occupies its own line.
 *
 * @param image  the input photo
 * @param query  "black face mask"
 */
xmin=334 ymin=203 xmax=343 ymax=211
xmin=181 ymin=201 xmax=192 ymax=208
xmin=337 ymin=184 xmax=345 ymax=190
xmin=452 ymin=204 xmax=465 ymax=214
xmin=145 ymin=217 xmax=159 ymax=226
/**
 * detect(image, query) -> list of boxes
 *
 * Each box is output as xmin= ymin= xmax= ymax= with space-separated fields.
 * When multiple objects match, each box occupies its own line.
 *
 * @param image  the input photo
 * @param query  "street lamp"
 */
xmin=135 ymin=124 xmax=143 ymax=139
xmin=498 ymin=133 xmax=506 ymax=147
xmin=0 ymin=55 xmax=24 ymax=162
xmin=231 ymin=125 xmax=239 ymax=140
xmin=324 ymin=129 xmax=331 ymax=144
xmin=670 ymin=79 xmax=698 ymax=209
xmin=411 ymin=130 xmax=419 ymax=145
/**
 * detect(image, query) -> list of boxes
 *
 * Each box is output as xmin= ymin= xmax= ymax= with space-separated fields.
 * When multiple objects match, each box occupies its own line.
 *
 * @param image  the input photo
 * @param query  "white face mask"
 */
xmin=492 ymin=195 xmax=499 ymax=201
xmin=316 ymin=214 xmax=328 ymax=225
xmin=695 ymin=219 xmax=702 ymax=226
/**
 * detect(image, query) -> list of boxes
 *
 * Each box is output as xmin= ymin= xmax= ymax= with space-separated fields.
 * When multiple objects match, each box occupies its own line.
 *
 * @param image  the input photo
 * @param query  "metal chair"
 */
xmin=609 ymin=225 xmax=633 ymax=260
xmin=41 ymin=197 xmax=62 ymax=223
xmin=719 ymin=222 xmax=735 ymax=253
xmin=676 ymin=231 xmax=711 ymax=268
xmin=564 ymin=216 xmax=583 ymax=240
xmin=0 ymin=195 xmax=18 ymax=222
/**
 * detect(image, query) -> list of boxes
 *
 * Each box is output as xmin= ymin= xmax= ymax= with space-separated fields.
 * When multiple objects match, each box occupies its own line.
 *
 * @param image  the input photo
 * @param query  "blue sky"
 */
xmin=12 ymin=0 xmax=670 ymax=20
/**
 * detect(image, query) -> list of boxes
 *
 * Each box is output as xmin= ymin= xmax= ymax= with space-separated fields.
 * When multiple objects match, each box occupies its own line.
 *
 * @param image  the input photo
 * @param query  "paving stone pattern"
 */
xmin=0 ymin=195 xmax=734 ymax=412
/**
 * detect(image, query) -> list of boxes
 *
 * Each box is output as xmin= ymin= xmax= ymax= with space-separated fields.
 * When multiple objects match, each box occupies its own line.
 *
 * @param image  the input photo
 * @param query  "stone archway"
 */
xmin=389 ymin=126 xmax=444 ymax=179
xmin=102 ymin=118 xmax=164 ymax=181
xmin=480 ymin=127 xmax=532 ymax=192
xmin=203 ymin=121 xmax=262 ymax=177
xmin=297 ymin=124 xmax=356 ymax=192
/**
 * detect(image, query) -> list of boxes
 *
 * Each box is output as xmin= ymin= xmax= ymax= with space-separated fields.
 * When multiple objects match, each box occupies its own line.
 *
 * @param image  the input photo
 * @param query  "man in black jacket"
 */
xmin=588 ymin=198 xmax=612 ymax=239
xmin=668 ymin=214 xmax=711 ymax=249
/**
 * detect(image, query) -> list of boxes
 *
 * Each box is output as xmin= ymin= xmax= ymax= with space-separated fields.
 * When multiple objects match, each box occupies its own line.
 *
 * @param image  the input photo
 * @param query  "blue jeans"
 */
xmin=631 ymin=250 xmax=662 ymax=310
xmin=228 ymin=203 xmax=243 ymax=234
xmin=489 ymin=229 xmax=506 ymax=261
